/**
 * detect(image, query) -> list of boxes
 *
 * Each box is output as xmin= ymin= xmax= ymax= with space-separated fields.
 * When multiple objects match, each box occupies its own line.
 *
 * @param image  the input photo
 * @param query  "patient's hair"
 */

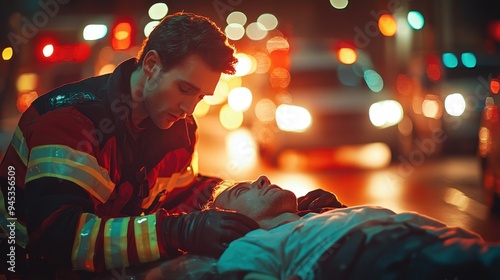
xmin=202 ymin=180 xmax=244 ymax=210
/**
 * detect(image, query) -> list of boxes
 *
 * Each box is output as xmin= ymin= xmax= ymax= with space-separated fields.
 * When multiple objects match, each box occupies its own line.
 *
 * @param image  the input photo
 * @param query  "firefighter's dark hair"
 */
xmin=136 ymin=12 xmax=237 ymax=74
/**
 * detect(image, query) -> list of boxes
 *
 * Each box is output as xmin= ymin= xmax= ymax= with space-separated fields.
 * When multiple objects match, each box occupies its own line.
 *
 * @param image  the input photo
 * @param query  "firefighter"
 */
xmin=0 ymin=12 xmax=340 ymax=279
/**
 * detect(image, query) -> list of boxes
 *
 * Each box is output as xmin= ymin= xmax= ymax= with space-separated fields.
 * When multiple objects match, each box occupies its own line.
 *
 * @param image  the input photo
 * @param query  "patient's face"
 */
xmin=213 ymin=175 xmax=297 ymax=221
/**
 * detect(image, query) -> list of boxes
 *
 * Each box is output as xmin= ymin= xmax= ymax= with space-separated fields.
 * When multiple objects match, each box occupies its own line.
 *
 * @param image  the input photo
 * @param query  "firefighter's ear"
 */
xmin=143 ymin=50 xmax=160 ymax=75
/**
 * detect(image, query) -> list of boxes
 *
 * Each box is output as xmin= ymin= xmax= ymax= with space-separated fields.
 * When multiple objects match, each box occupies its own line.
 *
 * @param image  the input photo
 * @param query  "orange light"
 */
xmin=337 ymin=47 xmax=357 ymax=64
xmin=490 ymin=79 xmax=500 ymax=94
xmin=269 ymin=49 xmax=290 ymax=70
xmin=396 ymin=74 xmax=413 ymax=95
xmin=16 ymin=91 xmax=38 ymax=113
xmin=112 ymin=22 xmax=133 ymax=50
xmin=378 ymin=14 xmax=397 ymax=36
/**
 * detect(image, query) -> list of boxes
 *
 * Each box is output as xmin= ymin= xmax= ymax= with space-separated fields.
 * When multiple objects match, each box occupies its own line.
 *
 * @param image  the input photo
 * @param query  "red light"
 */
xmin=38 ymin=43 xmax=91 ymax=63
xmin=426 ymin=64 xmax=441 ymax=81
xmin=112 ymin=22 xmax=133 ymax=50
xmin=491 ymin=79 xmax=500 ymax=94
xmin=426 ymin=54 xmax=441 ymax=81
xmin=488 ymin=21 xmax=500 ymax=41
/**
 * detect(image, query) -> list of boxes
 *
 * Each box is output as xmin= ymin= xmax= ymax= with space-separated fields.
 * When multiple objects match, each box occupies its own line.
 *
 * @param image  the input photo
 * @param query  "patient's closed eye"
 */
xmin=235 ymin=186 xmax=249 ymax=197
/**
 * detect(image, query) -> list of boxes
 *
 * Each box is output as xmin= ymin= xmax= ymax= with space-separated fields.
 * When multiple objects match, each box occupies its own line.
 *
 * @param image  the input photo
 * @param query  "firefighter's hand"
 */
xmin=160 ymin=209 xmax=259 ymax=258
xmin=297 ymin=189 xmax=346 ymax=211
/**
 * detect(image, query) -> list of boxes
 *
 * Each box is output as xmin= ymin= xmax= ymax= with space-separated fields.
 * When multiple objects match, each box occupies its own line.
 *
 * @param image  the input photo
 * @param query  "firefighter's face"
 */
xmin=142 ymin=52 xmax=220 ymax=129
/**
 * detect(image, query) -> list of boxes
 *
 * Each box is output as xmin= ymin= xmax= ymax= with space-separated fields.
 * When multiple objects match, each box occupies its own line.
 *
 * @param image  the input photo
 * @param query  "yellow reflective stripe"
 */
xmin=26 ymin=145 xmax=114 ymax=203
xmin=134 ymin=215 xmax=160 ymax=263
xmin=0 ymin=190 xmax=28 ymax=248
xmin=11 ymin=126 xmax=28 ymax=166
xmin=72 ymin=213 xmax=101 ymax=271
xmin=157 ymin=154 xmax=198 ymax=191
xmin=142 ymin=155 xmax=198 ymax=209
xmin=104 ymin=217 xmax=130 ymax=270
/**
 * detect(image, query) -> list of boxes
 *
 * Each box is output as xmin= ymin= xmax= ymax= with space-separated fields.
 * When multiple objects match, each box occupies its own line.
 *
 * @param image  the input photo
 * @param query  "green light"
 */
xmin=461 ymin=52 xmax=477 ymax=68
xmin=407 ymin=11 xmax=424 ymax=30
xmin=442 ymin=53 xmax=458 ymax=68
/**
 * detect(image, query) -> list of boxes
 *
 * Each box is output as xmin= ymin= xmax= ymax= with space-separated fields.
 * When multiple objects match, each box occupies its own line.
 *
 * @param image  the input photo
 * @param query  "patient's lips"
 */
xmin=262 ymin=184 xmax=282 ymax=196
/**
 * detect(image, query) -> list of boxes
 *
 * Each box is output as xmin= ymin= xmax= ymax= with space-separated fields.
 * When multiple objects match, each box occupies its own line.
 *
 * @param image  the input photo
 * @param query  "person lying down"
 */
xmin=204 ymin=175 xmax=500 ymax=280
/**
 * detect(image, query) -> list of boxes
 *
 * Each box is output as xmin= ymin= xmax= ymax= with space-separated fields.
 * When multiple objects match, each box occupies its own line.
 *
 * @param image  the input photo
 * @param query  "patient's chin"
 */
xmin=270 ymin=190 xmax=297 ymax=212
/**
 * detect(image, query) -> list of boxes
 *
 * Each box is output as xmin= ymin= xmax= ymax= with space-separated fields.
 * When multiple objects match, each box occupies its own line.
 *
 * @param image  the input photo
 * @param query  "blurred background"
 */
xmin=1 ymin=0 xmax=500 ymax=241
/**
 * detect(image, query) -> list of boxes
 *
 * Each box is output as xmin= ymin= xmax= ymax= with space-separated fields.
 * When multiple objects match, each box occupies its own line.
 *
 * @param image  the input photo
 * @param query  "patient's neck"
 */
xmin=258 ymin=212 xmax=300 ymax=230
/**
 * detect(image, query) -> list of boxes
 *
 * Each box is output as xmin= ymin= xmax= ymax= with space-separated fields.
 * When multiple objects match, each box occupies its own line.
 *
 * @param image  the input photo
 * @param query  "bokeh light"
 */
xmin=148 ymin=3 xmax=168 ymax=20
xmin=396 ymin=74 xmax=413 ymax=95
xmin=461 ymin=52 xmax=477 ymax=68
xmin=2 ymin=47 xmax=13 ymax=61
xmin=266 ymin=36 xmax=289 ymax=53
xmin=16 ymin=91 xmax=38 ymax=113
xmin=225 ymin=23 xmax=245 ymax=40
xmin=254 ymin=52 xmax=271 ymax=74
xmin=228 ymin=87 xmax=253 ymax=112
xmin=144 ymin=21 xmax=160 ymax=37
xmin=246 ymin=22 xmax=268 ymax=40
xmin=255 ymin=99 xmax=276 ymax=123
xmin=364 ymin=70 xmax=384 ymax=92
xmin=222 ymin=74 xmax=243 ymax=90
xmin=426 ymin=64 xmax=442 ymax=81
xmin=275 ymin=104 xmax=312 ymax=132
xmin=220 ymin=104 xmax=244 ymax=130
xmin=83 ymin=24 xmax=108 ymax=41
xmin=270 ymin=67 xmax=291 ymax=89
xmin=193 ymin=99 xmax=210 ymax=117
xmin=98 ymin=63 xmax=116 ymax=75
xmin=422 ymin=94 xmax=443 ymax=119
xmin=330 ymin=0 xmax=348 ymax=9
xmin=442 ymin=53 xmax=458 ymax=68
xmin=234 ymin=53 xmax=256 ymax=76
xmin=407 ymin=10 xmax=425 ymax=30
xmin=204 ymin=80 xmax=229 ymax=105
xmin=225 ymin=129 xmax=258 ymax=174
xmin=42 ymin=44 xmax=54 ymax=57
xmin=337 ymin=47 xmax=357 ymax=64
xmin=445 ymin=93 xmax=466 ymax=117
xmin=369 ymin=100 xmax=404 ymax=128
xmin=378 ymin=14 xmax=397 ymax=36
xmin=490 ymin=79 xmax=500 ymax=94
xmin=226 ymin=11 xmax=247 ymax=25
xmin=257 ymin=13 xmax=278 ymax=31
xmin=16 ymin=73 xmax=38 ymax=92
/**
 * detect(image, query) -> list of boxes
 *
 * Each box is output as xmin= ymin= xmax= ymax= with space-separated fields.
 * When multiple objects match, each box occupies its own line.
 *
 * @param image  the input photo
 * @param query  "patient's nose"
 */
xmin=255 ymin=175 xmax=270 ymax=189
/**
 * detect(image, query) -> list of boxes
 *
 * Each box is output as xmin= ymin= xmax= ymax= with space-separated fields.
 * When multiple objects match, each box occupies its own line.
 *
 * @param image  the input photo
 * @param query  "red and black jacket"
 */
xmin=0 ymin=58 xmax=220 ymax=272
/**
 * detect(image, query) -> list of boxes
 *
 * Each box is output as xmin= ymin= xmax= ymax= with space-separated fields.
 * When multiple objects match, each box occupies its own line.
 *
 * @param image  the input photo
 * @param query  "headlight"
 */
xmin=276 ymin=104 xmax=312 ymax=132
xmin=369 ymin=100 xmax=404 ymax=128
xmin=444 ymin=93 xmax=466 ymax=117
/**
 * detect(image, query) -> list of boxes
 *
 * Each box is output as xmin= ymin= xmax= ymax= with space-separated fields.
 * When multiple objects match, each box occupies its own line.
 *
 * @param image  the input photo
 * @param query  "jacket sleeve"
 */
xmin=24 ymin=178 xmax=178 ymax=272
